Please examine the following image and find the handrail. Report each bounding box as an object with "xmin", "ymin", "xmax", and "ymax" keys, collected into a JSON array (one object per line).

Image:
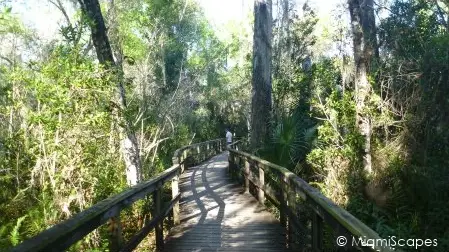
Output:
[
  {"xmin": 11, "ymin": 138, "xmax": 226, "ymax": 252},
  {"xmin": 227, "ymin": 145, "xmax": 396, "ymax": 252},
  {"xmin": 172, "ymin": 138, "xmax": 225, "ymax": 167},
  {"xmin": 227, "ymin": 138, "xmax": 243, "ymax": 148}
]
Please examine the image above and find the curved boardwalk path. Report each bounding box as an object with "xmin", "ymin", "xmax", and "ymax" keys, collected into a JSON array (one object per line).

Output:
[{"xmin": 164, "ymin": 153, "xmax": 289, "ymax": 252}]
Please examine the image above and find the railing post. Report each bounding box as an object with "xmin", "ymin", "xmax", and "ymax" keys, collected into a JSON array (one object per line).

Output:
[
  {"xmin": 235, "ymin": 155, "xmax": 241, "ymax": 181},
  {"xmin": 280, "ymin": 175, "xmax": 287, "ymax": 228},
  {"xmin": 228, "ymin": 151, "xmax": 233, "ymax": 175},
  {"xmin": 312, "ymin": 212, "xmax": 324, "ymax": 251},
  {"xmin": 279, "ymin": 175, "xmax": 289, "ymax": 249},
  {"xmin": 153, "ymin": 186, "xmax": 163, "ymax": 251},
  {"xmin": 203, "ymin": 144, "xmax": 206, "ymax": 161},
  {"xmin": 196, "ymin": 145, "xmax": 201, "ymax": 162},
  {"xmin": 108, "ymin": 214, "xmax": 123, "ymax": 252},
  {"xmin": 172, "ymin": 172, "xmax": 180, "ymax": 225},
  {"xmin": 206, "ymin": 142, "xmax": 210, "ymax": 158},
  {"xmin": 181, "ymin": 151, "xmax": 187, "ymax": 172},
  {"xmin": 233, "ymin": 155, "xmax": 238, "ymax": 179},
  {"xmin": 287, "ymin": 188, "xmax": 297, "ymax": 249},
  {"xmin": 244, "ymin": 158, "xmax": 250, "ymax": 193},
  {"xmin": 172, "ymin": 155, "xmax": 179, "ymax": 166},
  {"xmin": 258, "ymin": 164, "xmax": 265, "ymax": 204}
]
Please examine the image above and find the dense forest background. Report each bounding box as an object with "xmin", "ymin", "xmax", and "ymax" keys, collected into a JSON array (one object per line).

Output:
[{"xmin": 1, "ymin": 0, "xmax": 448, "ymax": 251}]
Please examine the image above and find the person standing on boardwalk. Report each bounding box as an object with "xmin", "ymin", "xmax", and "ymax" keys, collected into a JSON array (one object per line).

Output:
[{"xmin": 226, "ymin": 129, "xmax": 233, "ymax": 147}]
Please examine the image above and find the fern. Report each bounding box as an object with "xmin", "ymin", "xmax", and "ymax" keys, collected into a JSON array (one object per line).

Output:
[{"xmin": 9, "ymin": 216, "xmax": 26, "ymax": 246}]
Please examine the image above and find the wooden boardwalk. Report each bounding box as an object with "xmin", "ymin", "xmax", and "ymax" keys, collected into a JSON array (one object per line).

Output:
[
  {"xmin": 164, "ymin": 153, "xmax": 289, "ymax": 252},
  {"xmin": 12, "ymin": 140, "xmax": 385, "ymax": 252}
]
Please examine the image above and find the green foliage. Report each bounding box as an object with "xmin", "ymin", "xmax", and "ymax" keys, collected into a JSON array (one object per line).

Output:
[
  {"xmin": 0, "ymin": 44, "xmax": 126, "ymax": 249},
  {"xmin": 259, "ymin": 108, "xmax": 317, "ymax": 171},
  {"xmin": 362, "ymin": 0, "xmax": 449, "ymax": 249},
  {"xmin": 9, "ymin": 216, "xmax": 26, "ymax": 246},
  {"xmin": 0, "ymin": 7, "xmax": 25, "ymax": 35}
]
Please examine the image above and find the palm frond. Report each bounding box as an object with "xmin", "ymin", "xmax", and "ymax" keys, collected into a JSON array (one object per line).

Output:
[{"xmin": 260, "ymin": 107, "xmax": 318, "ymax": 170}]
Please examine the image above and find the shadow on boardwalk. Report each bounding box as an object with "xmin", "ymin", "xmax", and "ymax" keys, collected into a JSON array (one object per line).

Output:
[{"xmin": 164, "ymin": 153, "xmax": 289, "ymax": 252}]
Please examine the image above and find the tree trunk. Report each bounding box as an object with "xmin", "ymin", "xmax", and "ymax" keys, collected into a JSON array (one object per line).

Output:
[
  {"xmin": 360, "ymin": 0, "xmax": 379, "ymax": 61},
  {"xmin": 250, "ymin": 0, "xmax": 273, "ymax": 151},
  {"xmin": 78, "ymin": 0, "xmax": 142, "ymax": 185},
  {"xmin": 348, "ymin": 0, "xmax": 378, "ymax": 174}
]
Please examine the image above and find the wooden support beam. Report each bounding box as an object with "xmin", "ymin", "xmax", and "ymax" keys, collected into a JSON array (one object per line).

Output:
[
  {"xmin": 181, "ymin": 151, "xmax": 187, "ymax": 172},
  {"xmin": 153, "ymin": 187, "xmax": 163, "ymax": 251},
  {"xmin": 120, "ymin": 193, "xmax": 180, "ymax": 252},
  {"xmin": 287, "ymin": 186, "xmax": 297, "ymax": 249},
  {"xmin": 258, "ymin": 164, "xmax": 265, "ymax": 204},
  {"xmin": 244, "ymin": 158, "xmax": 250, "ymax": 193},
  {"xmin": 279, "ymin": 175, "xmax": 287, "ymax": 228},
  {"xmin": 234, "ymin": 155, "xmax": 239, "ymax": 180},
  {"xmin": 108, "ymin": 214, "xmax": 123, "ymax": 252},
  {"xmin": 172, "ymin": 173, "xmax": 180, "ymax": 225},
  {"xmin": 312, "ymin": 212, "xmax": 324, "ymax": 251},
  {"xmin": 228, "ymin": 151, "xmax": 233, "ymax": 175}
]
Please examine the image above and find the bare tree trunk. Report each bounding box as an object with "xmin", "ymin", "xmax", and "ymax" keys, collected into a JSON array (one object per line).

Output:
[
  {"xmin": 360, "ymin": 0, "xmax": 379, "ymax": 61},
  {"xmin": 78, "ymin": 0, "xmax": 142, "ymax": 185},
  {"xmin": 250, "ymin": 0, "xmax": 273, "ymax": 151},
  {"xmin": 348, "ymin": 0, "xmax": 378, "ymax": 174}
]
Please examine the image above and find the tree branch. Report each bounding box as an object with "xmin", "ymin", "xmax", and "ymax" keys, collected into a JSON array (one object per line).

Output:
[{"xmin": 48, "ymin": 0, "xmax": 72, "ymax": 26}]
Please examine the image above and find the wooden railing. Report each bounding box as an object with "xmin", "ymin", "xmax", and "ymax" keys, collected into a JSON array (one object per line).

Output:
[
  {"xmin": 227, "ymin": 141, "xmax": 395, "ymax": 252},
  {"xmin": 12, "ymin": 138, "xmax": 226, "ymax": 252}
]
